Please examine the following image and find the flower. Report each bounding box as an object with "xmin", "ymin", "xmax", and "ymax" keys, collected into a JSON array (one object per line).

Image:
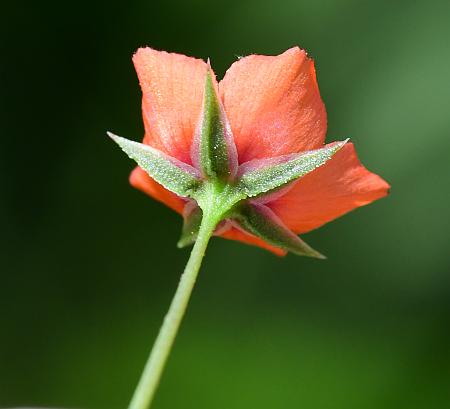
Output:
[{"xmin": 113, "ymin": 46, "xmax": 389, "ymax": 257}]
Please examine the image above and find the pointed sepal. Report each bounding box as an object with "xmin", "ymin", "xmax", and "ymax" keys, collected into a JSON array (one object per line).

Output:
[
  {"xmin": 233, "ymin": 203, "xmax": 325, "ymax": 258},
  {"xmin": 109, "ymin": 132, "xmax": 201, "ymax": 198},
  {"xmin": 177, "ymin": 203, "xmax": 203, "ymax": 248},
  {"xmin": 192, "ymin": 68, "xmax": 238, "ymax": 180},
  {"xmin": 237, "ymin": 140, "xmax": 348, "ymax": 198}
]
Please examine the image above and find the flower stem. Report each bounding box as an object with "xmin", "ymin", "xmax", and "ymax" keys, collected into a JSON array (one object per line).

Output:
[{"xmin": 127, "ymin": 211, "xmax": 218, "ymax": 409}]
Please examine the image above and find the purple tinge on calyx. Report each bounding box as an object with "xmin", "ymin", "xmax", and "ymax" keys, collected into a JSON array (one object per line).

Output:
[{"xmin": 190, "ymin": 67, "xmax": 238, "ymax": 180}]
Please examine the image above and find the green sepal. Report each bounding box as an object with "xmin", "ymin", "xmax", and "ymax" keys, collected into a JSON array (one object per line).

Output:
[
  {"xmin": 195, "ymin": 70, "xmax": 237, "ymax": 180},
  {"xmin": 233, "ymin": 203, "xmax": 325, "ymax": 258},
  {"xmin": 109, "ymin": 132, "xmax": 201, "ymax": 198},
  {"xmin": 177, "ymin": 204, "xmax": 203, "ymax": 248},
  {"xmin": 237, "ymin": 140, "xmax": 348, "ymax": 198}
]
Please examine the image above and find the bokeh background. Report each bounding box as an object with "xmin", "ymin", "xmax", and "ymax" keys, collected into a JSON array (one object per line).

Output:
[{"xmin": 2, "ymin": 0, "xmax": 450, "ymax": 408}]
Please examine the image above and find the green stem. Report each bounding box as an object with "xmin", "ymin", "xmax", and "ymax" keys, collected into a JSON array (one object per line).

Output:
[{"xmin": 127, "ymin": 212, "xmax": 218, "ymax": 409}]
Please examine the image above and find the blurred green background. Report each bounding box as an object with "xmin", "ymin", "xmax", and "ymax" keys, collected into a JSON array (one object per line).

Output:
[{"xmin": 2, "ymin": 0, "xmax": 450, "ymax": 408}]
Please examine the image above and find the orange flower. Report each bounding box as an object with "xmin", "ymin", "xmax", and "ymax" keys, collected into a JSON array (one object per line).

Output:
[
  {"xmin": 127, "ymin": 47, "xmax": 389, "ymax": 256},
  {"xmin": 110, "ymin": 50, "xmax": 392, "ymax": 406}
]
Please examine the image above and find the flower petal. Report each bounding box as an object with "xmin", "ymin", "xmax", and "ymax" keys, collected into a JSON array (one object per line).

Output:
[
  {"xmin": 267, "ymin": 143, "xmax": 390, "ymax": 233},
  {"xmin": 129, "ymin": 167, "xmax": 185, "ymax": 214},
  {"xmin": 219, "ymin": 225, "xmax": 287, "ymax": 256},
  {"xmin": 219, "ymin": 47, "xmax": 327, "ymax": 163},
  {"xmin": 133, "ymin": 48, "xmax": 208, "ymax": 164}
]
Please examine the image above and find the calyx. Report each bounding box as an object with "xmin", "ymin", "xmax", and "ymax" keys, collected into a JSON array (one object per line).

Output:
[{"xmin": 109, "ymin": 68, "xmax": 347, "ymax": 257}]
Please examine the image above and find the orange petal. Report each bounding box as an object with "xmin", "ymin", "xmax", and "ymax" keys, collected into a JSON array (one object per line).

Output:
[
  {"xmin": 267, "ymin": 143, "xmax": 390, "ymax": 233},
  {"xmin": 219, "ymin": 226, "xmax": 287, "ymax": 256},
  {"xmin": 219, "ymin": 47, "xmax": 327, "ymax": 163},
  {"xmin": 129, "ymin": 167, "xmax": 185, "ymax": 214},
  {"xmin": 133, "ymin": 48, "xmax": 209, "ymax": 164}
]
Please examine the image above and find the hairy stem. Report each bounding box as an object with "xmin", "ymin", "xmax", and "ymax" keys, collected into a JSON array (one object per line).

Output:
[{"xmin": 127, "ymin": 212, "xmax": 218, "ymax": 409}]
